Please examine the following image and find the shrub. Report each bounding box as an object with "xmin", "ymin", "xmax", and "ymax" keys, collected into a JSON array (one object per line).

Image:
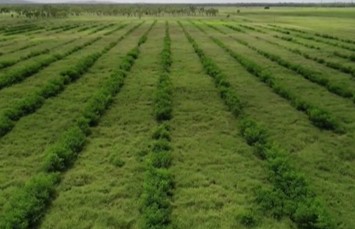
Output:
[
  {"xmin": 0, "ymin": 173, "xmax": 59, "ymax": 229},
  {"xmin": 43, "ymin": 126, "xmax": 86, "ymax": 172},
  {"xmin": 238, "ymin": 211, "xmax": 258, "ymax": 227},
  {"xmin": 152, "ymin": 123, "xmax": 171, "ymax": 141},
  {"xmin": 240, "ymin": 119, "xmax": 268, "ymax": 146},
  {"xmin": 0, "ymin": 115, "xmax": 14, "ymax": 137}
]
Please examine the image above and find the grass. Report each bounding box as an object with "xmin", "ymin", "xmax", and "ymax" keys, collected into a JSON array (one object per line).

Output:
[{"xmin": 0, "ymin": 7, "xmax": 354, "ymax": 229}]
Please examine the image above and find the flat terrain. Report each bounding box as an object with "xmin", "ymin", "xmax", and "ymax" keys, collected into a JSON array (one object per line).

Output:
[{"xmin": 0, "ymin": 6, "xmax": 354, "ymax": 229}]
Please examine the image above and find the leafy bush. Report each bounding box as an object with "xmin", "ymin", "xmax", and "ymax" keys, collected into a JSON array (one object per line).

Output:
[
  {"xmin": 0, "ymin": 173, "xmax": 59, "ymax": 229},
  {"xmin": 240, "ymin": 119, "xmax": 268, "ymax": 146},
  {"xmin": 238, "ymin": 211, "xmax": 258, "ymax": 227}
]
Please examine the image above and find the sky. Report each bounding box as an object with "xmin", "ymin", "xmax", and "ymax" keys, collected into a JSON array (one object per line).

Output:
[{"xmin": 23, "ymin": 0, "xmax": 355, "ymax": 3}]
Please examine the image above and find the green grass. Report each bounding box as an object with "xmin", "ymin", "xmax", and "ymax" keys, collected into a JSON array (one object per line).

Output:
[{"xmin": 0, "ymin": 7, "xmax": 354, "ymax": 229}]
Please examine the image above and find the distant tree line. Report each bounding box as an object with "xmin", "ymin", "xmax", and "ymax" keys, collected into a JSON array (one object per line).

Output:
[{"xmin": 0, "ymin": 5, "xmax": 219, "ymax": 19}]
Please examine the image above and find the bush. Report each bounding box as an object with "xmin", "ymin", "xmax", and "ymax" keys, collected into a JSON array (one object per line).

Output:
[
  {"xmin": 240, "ymin": 119, "xmax": 268, "ymax": 146},
  {"xmin": 152, "ymin": 123, "xmax": 171, "ymax": 141},
  {"xmin": 238, "ymin": 211, "xmax": 258, "ymax": 227},
  {"xmin": 43, "ymin": 126, "xmax": 86, "ymax": 172},
  {"xmin": 0, "ymin": 173, "xmax": 59, "ymax": 229},
  {"xmin": 307, "ymin": 108, "xmax": 340, "ymax": 131},
  {"xmin": 0, "ymin": 115, "xmax": 14, "ymax": 137}
]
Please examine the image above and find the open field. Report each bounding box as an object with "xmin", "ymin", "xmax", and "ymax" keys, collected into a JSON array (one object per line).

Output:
[{"xmin": 0, "ymin": 6, "xmax": 354, "ymax": 229}]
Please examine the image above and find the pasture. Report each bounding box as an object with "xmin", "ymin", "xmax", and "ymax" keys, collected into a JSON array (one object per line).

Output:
[{"xmin": 0, "ymin": 6, "xmax": 354, "ymax": 229}]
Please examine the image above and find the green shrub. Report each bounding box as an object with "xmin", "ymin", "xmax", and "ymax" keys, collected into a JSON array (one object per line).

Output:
[
  {"xmin": 238, "ymin": 211, "xmax": 258, "ymax": 227},
  {"xmin": 43, "ymin": 126, "xmax": 86, "ymax": 172},
  {"xmin": 152, "ymin": 123, "xmax": 171, "ymax": 141},
  {"xmin": 109, "ymin": 155, "xmax": 125, "ymax": 167},
  {"xmin": 240, "ymin": 119, "xmax": 268, "ymax": 146},
  {"xmin": 0, "ymin": 115, "xmax": 14, "ymax": 137},
  {"xmin": 0, "ymin": 173, "xmax": 59, "ymax": 229}
]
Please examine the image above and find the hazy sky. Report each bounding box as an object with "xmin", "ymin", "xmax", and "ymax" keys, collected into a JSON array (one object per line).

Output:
[{"xmin": 24, "ymin": 0, "xmax": 355, "ymax": 3}]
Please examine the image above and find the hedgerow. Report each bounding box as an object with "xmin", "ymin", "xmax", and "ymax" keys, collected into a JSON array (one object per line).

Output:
[
  {"xmin": 239, "ymin": 24, "xmax": 266, "ymax": 34},
  {"xmin": 104, "ymin": 23, "xmax": 128, "ymax": 35},
  {"xmin": 333, "ymin": 51, "xmax": 355, "ymax": 62},
  {"xmin": 0, "ymin": 48, "xmax": 50, "ymax": 70},
  {"xmin": 195, "ymin": 22, "xmax": 344, "ymax": 133},
  {"xmin": 180, "ymin": 21, "xmax": 335, "ymax": 229},
  {"xmin": 209, "ymin": 34, "xmax": 342, "ymax": 132},
  {"xmin": 285, "ymin": 46, "xmax": 355, "ymax": 78},
  {"xmin": 141, "ymin": 21, "xmax": 174, "ymax": 229},
  {"xmin": 185, "ymin": 21, "xmax": 243, "ymax": 117},
  {"xmin": 0, "ymin": 21, "xmax": 154, "ymax": 229},
  {"xmin": 224, "ymin": 24, "xmax": 246, "ymax": 33},
  {"xmin": 88, "ymin": 23, "xmax": 115, "ymax": 35},
  {"xmin": 268, "ymin": 25, "xmax": 355, "ymax": 53},
  {"xmin": 254, "ymin": 36, "xmax": 355, "ymax": 101},
  {"xmin": 0, "ymin": 23, "xmax": 140, "ymax": 137},
  {"xmin": 0, "ymin": 37, "xmax": 101, "ymax": 90},
  {"xmin": 5, "ymin": 42, "xmax": 40, "ymax": 55},
  {"xmin": 205, "ymin": 22, "xmax": 227, "ymax": 34},
  {"xmin": 274, "ymin": 34, "xmax": 321, "ymax": 50},
  {"xmin": 270, "ymin": 24, "xmax": 355, "ymax": 46},
  {"xmin": 0, "ymin": 173, "xmax": 59, "ymax": 229}
]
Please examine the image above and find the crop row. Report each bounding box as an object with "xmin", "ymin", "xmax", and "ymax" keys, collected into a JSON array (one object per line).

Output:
[
  {"xmin": 0, "ymin": 22, "xmax": 143, "ymax": 138},
  {"xmin": 333, "ymin": 51, "xmax": 355, "ymax": 62},
  {"xmin": 218, "ymin": 39, "xmax": 343, "ymax": 132},
  {"xmin": 4, "ymin": 24, "xmax": 43, "ymax": 36},
  {"xmin": 179, "ymin": 21, "xmax": 335, "ymax": 229},
  {"xmin": 104, "ymin": 23, "xmax": 128, "ymax": 36},
  {"xmin": 259, "ymin": 36, "xmax": 355, "ymax": 79},
  {"xmin": 192, "ymin": 22, "xmax": 342, "ymax": 132},
  {"xmin": 141, "ymin": 21, "xmax": 173, "ymax": 229},
  {"xmin": 204, "ymin": 22, "xmax": 227, "ymax": 34},
  {"xmin": 77, "ymin": 24, "xmax": 99, "ymax": 32},
  {"xmin": 0, "ymin": 21, "xmax": 153, "ymax": 229},
  {"xmin": 0, "ymin": 48, "xmax": 50, "ymax": 70},
  {"xmin": 266, "ymin": 25, "xmax": 355, "ymax": 53},
  {"xmin": 1, "ymin": 24, "xmax": 41, "ymax": 36},
  {"xmin": 241, "ymin": 36, "xmax": 355, "ymax": 103},
  {"xmin": 269, "ymin": 24, "xmax": 355, "ymax": 46},
  {"xmin": 0, "ymin": 37, "xmax": 86, "ymax": 70},
  {"xmin": 50, "ymin": 24, "xmax": 81, "ymax": 34},
  {"xmin": 227, "ymin": 24, "xmax": 355, "ymax": 70},
  {"xmin": 0, "ymin": 36, "xmax": 103, "ymax": 90},
  {"xmin": 239, "ymin": 24, "xmax": 266, "ymax": 34},
  {"xmin": 223, "ymin": 24, "xmax": 246, "ymax": 33},
  {"xmin": 88, "ymin": 23, "xmax": 116, "ymax": 35},
  {"xmin": 273, "ymin": 34, "xmax": 321, "ymax": 50},
  {"xmin": 5, "ymin": 41, "xmax": 40, "ymax": 55},
  {"xmin": 260, "ymin": 25, "xmax": 355, "ymax": 60}
]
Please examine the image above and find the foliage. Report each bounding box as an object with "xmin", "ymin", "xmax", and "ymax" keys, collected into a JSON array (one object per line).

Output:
[
  {"xmin": 0, "ymin": 173, "xmax": 59, "ymax": 229},
  {"xmin": 141, "ymin": 21, "xmax": 174, "ymax": 229},
  {"xmin": 0, "ymin": 5, "xmax": 219, "ymax": 18},
  {"xmin": 207, "ymin": 32, "xmax": 341, "ymax": 132},
  {"xmin": 0, "ymin": 21, "xmax": 155, "ymax": 228},
  {"xmin": 180, "ymin": 21, "xmax": 335, "ymax": 229}
]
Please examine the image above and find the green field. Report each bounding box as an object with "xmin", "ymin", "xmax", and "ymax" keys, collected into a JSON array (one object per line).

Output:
[{"xmin": 0, "ymin": 6, "xmax": 354, "ymax": 229}]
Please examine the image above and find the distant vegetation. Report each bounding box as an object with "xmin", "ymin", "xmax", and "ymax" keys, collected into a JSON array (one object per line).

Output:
[{"xmin": 0, "ymin": 5, "xmax": 219, "ymax": 18}]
